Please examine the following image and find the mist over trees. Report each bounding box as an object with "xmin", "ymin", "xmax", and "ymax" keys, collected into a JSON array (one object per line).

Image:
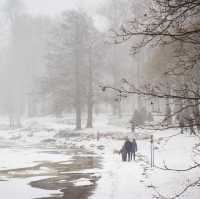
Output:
[
  {"xmin": 0, "ymin": 1, "xmax": 200, "ymax": 198},
  {"xmin": 0, "ymin": 0, "xmax": 171, "ymax": 129},
  {"xmin": 45, "ymin": 11, "xmax": 106, "ymax": 129},
  {"xmin": 0, "ymin": 0, "xmax": 138, "ymax": 129},
  {"xmin": 0, "ymin": 0, "xmax": 48, "ymax": 127},
  {"xmin": 1, "ymin": 0, "xmax": 200, "ymax": 132},
  {"xmin": 104, "ymin": 0, "xmax": 200, "ymax": 131}
]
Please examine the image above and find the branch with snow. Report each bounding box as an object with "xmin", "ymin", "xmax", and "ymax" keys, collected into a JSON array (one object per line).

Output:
[
  {"xmin": 152, "ymin": 178, "xmax": 200, "ymax": 199},
  {"xmin": 155, "ymin": 161, "xmax": 200, "ymax": 172}
]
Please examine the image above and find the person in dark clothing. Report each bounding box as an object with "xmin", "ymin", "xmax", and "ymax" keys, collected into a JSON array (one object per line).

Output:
[
  {"xmin": 124, "ymin": 139, "xmax": 132, "ymax": 161},
  {"xmin": 179, "ymin": 116, "xmax": 185, "ymax": 134},
  {"xmin": 120, "ymin": 145, "xmax": 127, "ymax": 161},
  {"xmin": 131, "ymin": 138, "xmax": 138, "ymax": 160},
  {"xmin": 188, "ymin": 118, "xmax": 196, "ymax": 135}
]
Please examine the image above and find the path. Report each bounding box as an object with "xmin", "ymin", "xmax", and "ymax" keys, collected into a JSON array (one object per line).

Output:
[{"xmin": 90, "ymin": 139, "xmax": 153, "ymax": 199}]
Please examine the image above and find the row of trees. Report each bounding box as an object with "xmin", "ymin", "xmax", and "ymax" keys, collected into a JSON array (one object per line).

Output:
[
  {"xmin": 43, "ymin": 1, "xmax": 139, "ymax": 129},
  {"xmin": 105, "ymin": 1, "xmax": 200, "ymax": 198},
  {"xmin": 44, "ymin": 11, "xmax": 108, "ymax": 129},
  {"xmin": 0, "ymin": 0, "xmax": 49, "ymax": 127},
  {"xmin": 0, "ymin": 0, "xmax": 144, "ymax": 129},
  {"xmin": 106, "ymin": 0, "xmax": 200, "ymax": 131}
]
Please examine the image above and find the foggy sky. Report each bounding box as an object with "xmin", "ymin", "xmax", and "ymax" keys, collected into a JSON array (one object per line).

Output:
[
  {"xmin": 23, "ymin": 0, "xmax": 106, "ymax": 15},
  {"xmin": 23, "ymin": 0, "xmax": 109, "ymax": 31}
]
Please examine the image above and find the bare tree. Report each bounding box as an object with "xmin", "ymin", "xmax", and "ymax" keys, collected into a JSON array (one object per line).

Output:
[
  {"xmin": 100, "ymin": 1, "xmax": 200, "ymax": 198},
  {"xmin": 101, "ymin": 0, "xmax": 200, "ymax": 129}
]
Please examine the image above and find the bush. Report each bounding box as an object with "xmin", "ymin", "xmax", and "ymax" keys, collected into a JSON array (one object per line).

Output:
[{"xmin": 131, "ymin": 107, "xmax": 153, "ymax": 126}]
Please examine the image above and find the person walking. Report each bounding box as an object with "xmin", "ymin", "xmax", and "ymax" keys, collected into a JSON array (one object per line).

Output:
[
  {"xmin": 179, "ymin": 115, "xmax": 185, "ymax": 134},
  {"xmin": 124, "ymin": 138, "xmax": 132, "ymax": 161},
  {"xmin": 120, "ymin": 145, "xmax": 127, "ymax": 161},
  {"xmin": 131, "ymin": 138, "xmax": 138, "ymax": 161},
  {"xmin": 188, "ymin": 117, "xmax": 196, "ymax": 135}
]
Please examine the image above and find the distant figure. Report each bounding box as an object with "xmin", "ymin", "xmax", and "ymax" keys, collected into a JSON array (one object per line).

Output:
[
  {"xmin": 188, "ymin": 117, "xmax": 196, "ymax": 135},
  {"xmin": 131, "ymin": 138, "xmax": 138, "ymax": 160},
  {"xmin": 131, "ymin": 121, "xmax": 135, "ymax": 133},
  {"xmin": 179, "ymin": 115, "xmax": 185, "ymax": 134},
  {"xmin": 124, "ymin": 139, "xmax": 132, "ymax": 161}
]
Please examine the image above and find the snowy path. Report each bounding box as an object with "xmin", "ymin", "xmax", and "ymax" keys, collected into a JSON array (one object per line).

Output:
[
  {"xmin": 90, "ymin": 132, "xmax": 200, "ymax": 199},
  {"xmin": 0, "ymin": 116, "xmax": 200, "ymax": 199},
  {"xmin": 90, "ymin": 140, "xmax": 153, "ymax": 199}
]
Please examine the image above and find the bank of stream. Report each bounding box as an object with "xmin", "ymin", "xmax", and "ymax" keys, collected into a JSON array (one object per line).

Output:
[{"xmin": 0, "ymin": 142, "xmax": 103, "ymax": 199}]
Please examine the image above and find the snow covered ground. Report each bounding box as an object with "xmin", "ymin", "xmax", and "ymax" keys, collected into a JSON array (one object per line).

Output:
[
  {"xmin": 90, "ymin": 139, "xmax": 153, "ymax": 199},
  {"xmin": 0, "ymin": 177, "xmax": 61, "ymax": 199},
  {"xmin": 90, "ymin": 130, "xmax": 200, "ymax": 199},
  {"xmin": 0, "ymin": 115, "xmax": 199, "ymax": 199}
]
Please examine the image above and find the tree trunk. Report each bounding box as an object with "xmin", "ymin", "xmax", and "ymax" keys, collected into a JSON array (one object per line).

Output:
[
  {"xmin": 165, "ymin": 82, "xmax": 172, "ymax": 125},
  {"xmin": 75, "ymin": 23, "xmax": 82, "ymax": 130},
  {"xmin": 111, "ymin": 45, "xmax": 121, "ymax": 117},
  {"xmin": 86, "ymin": 47, "xmax": 93, "ymax": 128},
  {"xmin": 86, "ymin": 94, "xmax": 93, "ymax": 128},
  {"xmin": 28, "ymin": 94, "xmax": 34, "ymax": 117},
  {"xmin": 9, "ymin": 115, "xmax": 14, "ymax": 128},
  {"xmin": 194, "ymin": 87, "xmax": 200, "ymax": 133},
  {"xmin": 75, "ymin": 56, "xmax": 81, "ymax": 130}
]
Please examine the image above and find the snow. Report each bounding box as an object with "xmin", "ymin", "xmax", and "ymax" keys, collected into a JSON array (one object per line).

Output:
[
  {"xmin": 0, "ymin": 147, "xmax": 72, "ymax": 170},
  {"xmin": 62, "ymin": 168, "xmax": 102, "ymax": 174},
  {"xmin": 89, "ymin": 130, "xmax": 200, "ymax": 199},
  {"xmin": 72, "ymin": 178, "xmax": 93, "ymax": 186},
  {"xmin": 89, "ymin": 139, "xmax": 153, "ymax": 199},
  {"xmin": 0, "ymin": 177, "xmax": 61, "ymax": 199},
  {"xmin": 0, "ymin": 115, "xmax": 199, "ymax": 199}
]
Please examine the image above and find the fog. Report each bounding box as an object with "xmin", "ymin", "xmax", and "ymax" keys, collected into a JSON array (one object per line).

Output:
[
  {"xmin": 23, "ymin": 0, "xmax": 107, "ymax": 16},
  {"xmin": 0, "ymin": 0, "xmax": 193, "ymax": 130},
  {"xmin": 23, "ymin": 0, "xmax": 110, "ymax": 32},
  {"xmin": 0, "ymin": 1, "xmax": 200, "ymax": 199},
  {"xmin": 0, "ymin": 0, "xmax": 142, "ymax": 127}
]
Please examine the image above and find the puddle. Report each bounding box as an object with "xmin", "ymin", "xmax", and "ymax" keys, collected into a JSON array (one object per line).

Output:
[
  {"xmin": 30, "ymin": 155, "xmax": 102, "ymax": 199},
  {"xmin": 0, "ymin": 177, "xmax": 62, "ymax": 199},
  {"xmin": 0, "ymin": 145, "xmax": 102, "ymax": 199}
]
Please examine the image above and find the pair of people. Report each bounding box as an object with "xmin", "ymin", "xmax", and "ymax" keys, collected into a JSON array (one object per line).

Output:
[{"xmin": 121, "ymin": 138, "xmax": 137, "ymax": 161}]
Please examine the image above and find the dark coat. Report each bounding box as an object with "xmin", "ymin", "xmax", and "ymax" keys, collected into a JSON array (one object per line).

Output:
[
  {"xmin": 131, "ymin": 140, "xmax": 137, "ymax": 152},
  {"xmin": 124, "ymin": 140, "xmax": 132, "ymax": 153},
  {"xmin": 120, "ymin": 145, "xmax": 127, "ymax": 161}
]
